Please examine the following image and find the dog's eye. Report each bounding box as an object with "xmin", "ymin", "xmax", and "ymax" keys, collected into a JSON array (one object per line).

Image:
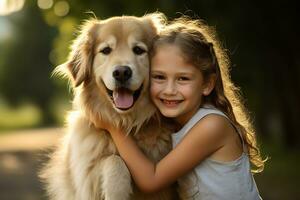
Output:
[
  {"xmin": 100, "ymin": 47, "xmax": 112, "ymax": 55},
  {"xmin": 133, "ymin": 46, "xmax": 146, "ymax": 55}
]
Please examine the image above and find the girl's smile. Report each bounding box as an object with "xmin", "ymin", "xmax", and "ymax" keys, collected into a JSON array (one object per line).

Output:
[{"xmin": 160, "ymin": 99, "xmax": 184, "ymax": 108}]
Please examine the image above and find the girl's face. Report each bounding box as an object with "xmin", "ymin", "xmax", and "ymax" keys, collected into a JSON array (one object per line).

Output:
[{"xmin": 150, "ymin": 44, "xmax": 212, "ymax": 125}]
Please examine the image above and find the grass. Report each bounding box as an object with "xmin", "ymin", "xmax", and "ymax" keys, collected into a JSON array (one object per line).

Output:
[
  {"xmin": 0, "ymin": 96, "xmax": 71, "ymax": 132},
  {"xmin": 0, "ymin": 102, "xmax": 42, "ymax": 131}
]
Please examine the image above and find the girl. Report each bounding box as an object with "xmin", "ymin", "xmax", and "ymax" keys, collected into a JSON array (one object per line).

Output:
[{"xmin": 99, "ymin": 17, "xmax": 265, "ymax": 199}]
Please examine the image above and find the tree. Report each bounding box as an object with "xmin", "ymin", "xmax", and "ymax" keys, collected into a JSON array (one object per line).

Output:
[{"xmin": 0, "ymin": 3, "xmax": 57, "ymax": 125}]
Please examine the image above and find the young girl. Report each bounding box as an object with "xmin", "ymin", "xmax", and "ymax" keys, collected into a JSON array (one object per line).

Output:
[{"xmin": 99, "ymin": 17, "xmax": 264, "ymax": 199}]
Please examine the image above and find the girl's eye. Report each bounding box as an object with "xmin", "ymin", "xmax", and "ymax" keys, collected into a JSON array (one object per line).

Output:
[
  {"xmin": 133, "ymin": 46, "xmax": 146, "ymax": 55},
  {"xmin": 100, "ymin": 47, "xmax": 112, "ymax": 55},
  {"xmin": 152, "ymin": 74, "xmax": 165, "ymax": 80},
  {"xmin": 178, "ymin": 77, "xmax": 190, "ymax": 81}
]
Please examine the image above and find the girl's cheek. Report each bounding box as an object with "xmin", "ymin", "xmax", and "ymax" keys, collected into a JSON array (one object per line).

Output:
[
  {"xmin": 150, "ymin": 84, "xmax": 157, "ymax": 99},
  {"xmin": 150, "ymin": 83, "xmax": 160, "ymax": 98}
]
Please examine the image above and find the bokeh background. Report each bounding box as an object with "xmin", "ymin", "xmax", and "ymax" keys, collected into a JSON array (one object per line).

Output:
[{"xmin": 0, "ymin": 0, "xmax": 299, "ymax": 199}]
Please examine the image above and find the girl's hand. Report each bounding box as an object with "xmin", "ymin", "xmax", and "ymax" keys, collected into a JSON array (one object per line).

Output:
[{"xmin": 96, "ymin": 117, "xmax": 116, "ymax": 133}]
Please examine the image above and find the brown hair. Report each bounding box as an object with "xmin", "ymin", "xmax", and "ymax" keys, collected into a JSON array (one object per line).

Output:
[{"xmin": 151, "ymin": 17, "xmax": 265, "ymax": 173}]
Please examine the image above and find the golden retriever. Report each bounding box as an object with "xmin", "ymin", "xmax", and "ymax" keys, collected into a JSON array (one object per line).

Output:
[{"xmin": 40, "ymin": 13, "xmax": 179, "ymax": 200}]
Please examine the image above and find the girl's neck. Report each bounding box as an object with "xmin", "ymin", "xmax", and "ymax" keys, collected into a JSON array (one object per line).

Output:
[
  {"xmin": 174, "ymin": 103, "xmax": 214, "ymax": 129},
  {"xmin": 175, "ymin": 103, "xmax": 206, "ymax": 127}
]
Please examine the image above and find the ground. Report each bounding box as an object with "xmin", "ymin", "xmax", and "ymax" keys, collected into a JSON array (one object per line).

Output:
[
  {"xmin": 0, "ymin": 128, "xmax": 299, "ymax": 200},
  {"xmin": 0, "ymin": 128, "xmax": 62, "ymax": 200}
]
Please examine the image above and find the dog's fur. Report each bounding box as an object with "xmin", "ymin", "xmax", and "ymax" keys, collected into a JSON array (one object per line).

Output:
[{"xmin": 40, "ymin": 13, "xmax": 179, "ymax": 200}]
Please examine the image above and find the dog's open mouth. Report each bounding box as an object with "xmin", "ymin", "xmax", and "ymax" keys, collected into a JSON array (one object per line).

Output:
[{"xmin": 106, "ymin": 84, "xmax": 143, "ymax": 110}]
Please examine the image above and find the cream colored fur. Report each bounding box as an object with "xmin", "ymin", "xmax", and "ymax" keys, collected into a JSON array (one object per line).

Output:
[{"xmin": 40, "ymin": 13, "xmax": 179, "ymax": 200}]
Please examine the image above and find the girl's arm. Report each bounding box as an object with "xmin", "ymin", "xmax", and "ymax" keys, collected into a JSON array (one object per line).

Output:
[{"xmin": 104, "ymin": 115, "xmax": 228, "ymax": 193}]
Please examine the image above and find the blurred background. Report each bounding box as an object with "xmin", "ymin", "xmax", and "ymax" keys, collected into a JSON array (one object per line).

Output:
[{"xmin": 0, "ymin": 0, "xmax": 299, "ymax": 199}]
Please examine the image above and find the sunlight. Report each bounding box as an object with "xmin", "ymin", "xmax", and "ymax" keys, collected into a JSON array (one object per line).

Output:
[
  {"xmin": 54, "ymin": 1, "xmax": 69, "ymax": 17},
  {"xmin": 37, "ymin": 0, "xmax": 53, "ymax": 10},
  {"xmin": 0, "ymin": 17, "xmax": 14, "ymax": 41},
  {"xmin": 0, "ymin": 0, "xmax": 25, "ymax": 16},
  {"xmin": 0, "ymin": 154, "xmax": 22, "ymax": 173}
]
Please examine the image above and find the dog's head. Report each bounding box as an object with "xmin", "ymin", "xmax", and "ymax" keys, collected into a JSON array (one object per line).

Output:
[{"xmin": 55, "ymin": 13, "xmax": 166, "ymax": 130}]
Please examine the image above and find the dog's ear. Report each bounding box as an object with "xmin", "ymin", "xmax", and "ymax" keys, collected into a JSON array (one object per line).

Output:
[
  {"xmin": 142, "ymin": 12, "xmax": 167, "ymax": 39},
  {"xmin": 54, "ymin": 20, "xmax": 100, "ymax": 87}
]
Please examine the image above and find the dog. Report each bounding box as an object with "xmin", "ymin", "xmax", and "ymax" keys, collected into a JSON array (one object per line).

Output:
[{"xmin": 40, "ymin": 13, "xmax": 179, "ymax": 200}]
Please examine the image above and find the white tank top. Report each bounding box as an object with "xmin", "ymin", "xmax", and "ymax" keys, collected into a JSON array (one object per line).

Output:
[{"xmin": 172, "ymin": 106, "xmax": 262, "ymax": 200}]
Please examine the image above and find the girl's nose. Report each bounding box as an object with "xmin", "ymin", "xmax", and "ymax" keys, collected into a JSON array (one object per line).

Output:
[{"xmin": 163, "ymin": 81, "xmax": 177, "ymax": 95}]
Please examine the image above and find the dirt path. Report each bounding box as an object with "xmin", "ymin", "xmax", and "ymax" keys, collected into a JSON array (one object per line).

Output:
[
  {"xmin": 0, "ymin": 128, "xmax": 63, "ymax": 152},
  {"xmin": 0, "ymin": 128, "xmax": 63, "ymax": 200}
]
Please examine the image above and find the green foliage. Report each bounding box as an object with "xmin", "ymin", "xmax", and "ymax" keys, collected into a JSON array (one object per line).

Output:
[
  {"xmin": 0, "ymin": 3, "xmax": 57, "ymax": 125},
  {"xmin": 0, "ymin": 101, "xmax": 42, "ymax": 130}
]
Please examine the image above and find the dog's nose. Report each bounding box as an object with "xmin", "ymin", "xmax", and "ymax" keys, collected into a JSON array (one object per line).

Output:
[{"xmin": 113, "ymin": 66, "xmax": 132, "ymax": 82}]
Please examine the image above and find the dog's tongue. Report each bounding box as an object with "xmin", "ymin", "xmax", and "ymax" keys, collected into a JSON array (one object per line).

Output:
[{"xmin": 113, "ymin": 88, "xmax": 134, "ymax": 109}]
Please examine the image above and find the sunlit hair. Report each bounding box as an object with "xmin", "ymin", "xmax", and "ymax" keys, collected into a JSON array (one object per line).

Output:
[{"xmin": 151, "ymin": 16, "xmax": 265, "ymax": 173}]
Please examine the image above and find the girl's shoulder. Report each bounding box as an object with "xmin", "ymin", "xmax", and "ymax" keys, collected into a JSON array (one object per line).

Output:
[
  {"xmin": 194, "ymin": 113, "xmax": 234, "ymax": 138},
  {"xmin": 195, "ymin": 113, "xmax": 244, "ymax": 162},
  {"xmin": 183, "ymin": 114, "xmax": 233, "ymax": 150},
  {"xmin": 173, "ymin": 107, "xmax": 239, "ymax": 154}
]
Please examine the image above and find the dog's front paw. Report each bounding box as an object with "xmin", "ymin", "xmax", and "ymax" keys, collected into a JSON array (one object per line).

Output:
[{"xmin": 101, "ymin": 155, "xmax": 132, "ymax": 200}]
